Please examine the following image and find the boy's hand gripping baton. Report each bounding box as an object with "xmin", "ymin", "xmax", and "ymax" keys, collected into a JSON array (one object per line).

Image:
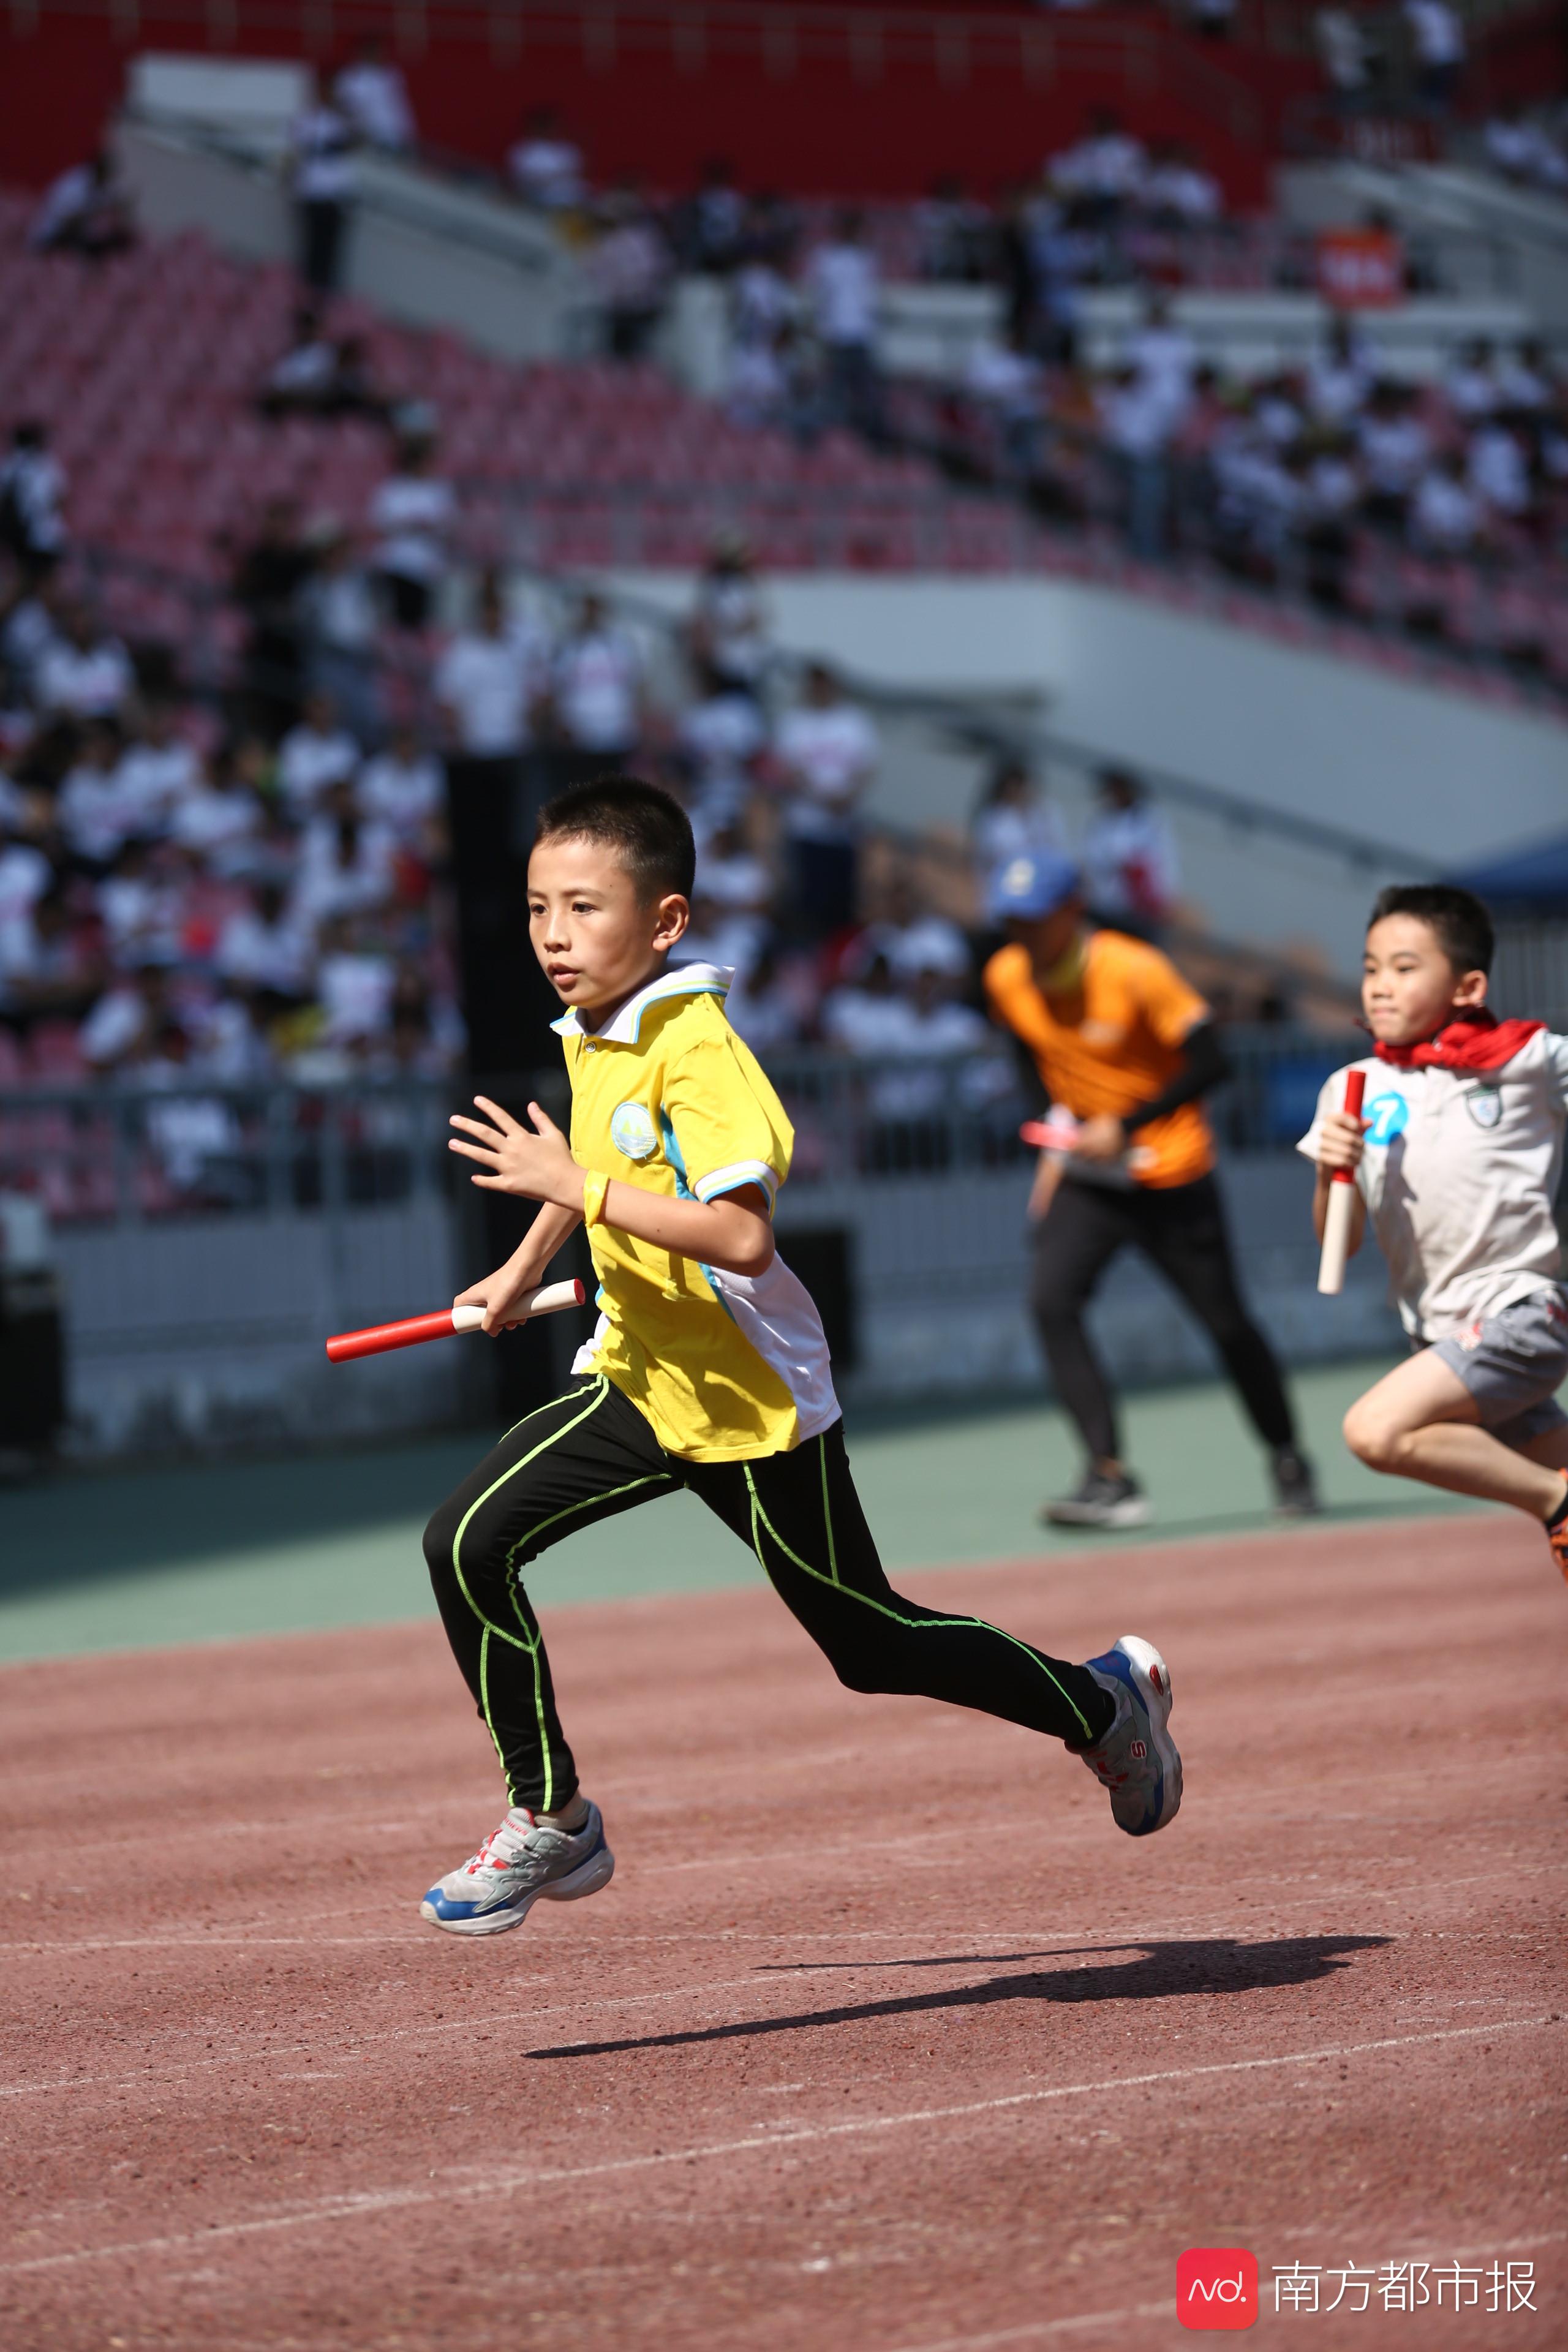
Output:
[
  {"xmin": 326, "ymin": 1278, "xmax": 586, "ymax": 1362},
  {"xmin": 1316, "ymin": 1070, "xmax": 1366, "ymax": 1297}
]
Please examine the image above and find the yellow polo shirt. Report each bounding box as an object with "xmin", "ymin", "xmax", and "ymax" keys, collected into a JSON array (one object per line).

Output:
[{"xmin": 556, "ymin": 962, "xmax": 839, "ymax": 1463}]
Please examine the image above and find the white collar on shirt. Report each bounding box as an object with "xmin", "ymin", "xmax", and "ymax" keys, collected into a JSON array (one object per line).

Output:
[{"xmin": 549, "ymin": 960, "xmax": 733, "ymax": 1046}]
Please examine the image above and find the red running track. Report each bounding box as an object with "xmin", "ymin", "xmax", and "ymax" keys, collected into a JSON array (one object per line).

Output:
[{"xmin": 1, "ymin": 1513, "xmax": 1564, "ymax": 2350}]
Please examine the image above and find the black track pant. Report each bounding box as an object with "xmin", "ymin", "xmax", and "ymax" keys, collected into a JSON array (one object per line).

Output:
[
  {"xmin": 1030, "ymin": 1170, "xmax": 1296, "ymax": 1466},
  {"xmin": 423, "ymin": 1374, "xmax": 1114, "ymax": 1812}
]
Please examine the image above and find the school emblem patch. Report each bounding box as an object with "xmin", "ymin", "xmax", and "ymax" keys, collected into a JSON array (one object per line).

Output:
[
  {"xmin": 1464, "ymin": 1085, "xmax": 1502, "ymax": 1129},
  {"xmin": 609, "ymin": 1100, "xmax": 660, "ymax": 1162}
]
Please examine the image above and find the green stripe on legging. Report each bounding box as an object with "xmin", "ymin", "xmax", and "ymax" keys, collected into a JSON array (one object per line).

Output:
[
  {"xmin": 450, "ymin": 1376, "xmax": 614, "ymax": 1812},
  {"xmin": 745, "ymin": 1463, "xmax": 1093, "ymax": 1743}
]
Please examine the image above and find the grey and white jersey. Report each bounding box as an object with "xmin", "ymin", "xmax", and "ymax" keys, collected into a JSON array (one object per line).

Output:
[{"xmin": 1297, "ymin": 1032, "xmax": 1568, "ymax": 1340}]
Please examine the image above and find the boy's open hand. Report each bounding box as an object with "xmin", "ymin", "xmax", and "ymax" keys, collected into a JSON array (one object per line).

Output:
[
  {"xmin": 448, "ymin": 1096, "xmax": 584, "ymax": 1212},
  {"xmin": 1316, "ymin": 1107, "xmax": 1366, "ymax": 1175}
]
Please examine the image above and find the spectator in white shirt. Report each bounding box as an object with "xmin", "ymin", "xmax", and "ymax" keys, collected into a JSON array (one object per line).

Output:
[
  {"xmin": 1410, "ymin": 453, "xmax": 1480, "ymax": 555},
  {"xmin": 316, "ymin": 914, "xmax": 397, "ymax": 1044},
  {"xmin": 806, "ymin": 210, "xmax": 883, "ymax": 440},
  {"xmin": 216, "ymin": 881, "xmax": 315, "ymax": 1012},
  {"xmin": 1081, "ymin": 768, "xmax": 1179, "ymax": 941},
  {"xmin": 973, "ymin": 758, "xmax": 1065, "ymax": 900},
  {"xmin": 1142, "ymin": 143, "xmax": 1222, "ymax": 230},
  {"xmin": 1468, "ymin": 421, "xmax": 1532, "ymax": 521},
  {"xmin": 1494, "ymin": 341, "xmax": 1555, "ymax": 413},
  {"xmin": 592, "ymin": 190, "xmax": 673, "ymax": 364},
  {"xmin": 80, "ymin": 962, "xmax": 175, "ymax": 1074},
  {"xmin": 0, "ymin": 832, "xmax": 53, "ymax": 989},
  {"xmin": 35, "ymin": 603, "xmax": 133, "ymax": 720},
  {"xmin": 277, "ymin": 691, "xmax": 360, "ymax": 817},
  {"xmin": 369, "ymin": 438, "xmax": 454, "ymax": 631},
  {"xmin": 299, "ymin": 524, "xmax": 382, "ymax": 745},
  {"xmin": 1445, "ymin": 339, "xmax": 1498, "ymax": 421},
  {"xmin": 1097, "ymin": 366, "xmax": 1177, "ymax": 557},
  {"xmin": 170, "ymin": 741, "xmax": 265, "ymax": 875},
  {"xmin": 1307, "ymin": 318, "xmax": 1374, "ymax": 426},
  {"xmin": 257, "ymin": 303, "xmax": 337, "ymax": 418},
  {"xmin": 726, "ymin": 334, "xmax": 788, "ymax": 432},
  {"xmin": 115, "ymin": 702, "xmax": 200, "ymax": 834},
  {"xmin": 508, "ymin": 108, "xmax": 585, "ymax": 213},
  {"xmin": 1315, "ymin": 7, "xmax": 1372, "ymax": 108},
  {"xmin": 679, "ymin": 662, "xmax": 767, "ymax": 830},
  {"xmin": 774, "ymin": 662, "xmax": 879, "ymax": 937},
  {"xmin": 357, "ymin": 722, "xmax": 443, "ymax": 844},
  {"xmin": 1051, "ymin": 108, "xmax": 1147, "ymax": 227},
  {"xmin": 1403, "ymin": 0, "xmax": 1464, "ymax": 115},
  {"xmin": 732, "ymin": 256, "xmax": 796, "ymax": 350},
  {"xmin": 1125, "ymin": 290, "xmax": 1197, "ymax": 421},
  {"xmin": 434, "ymin": 575, "xmax": 539, "ymax": 762},
  {"xmin": 1357, "ymin": 383, "xmax": 1430, "ymax": 527},
  {"xmin": 58, "ymin": 721, "xmax": 135, "ymax": 869},
  {"xmin": 293, "ymin": 783, "xmax": 398, "ymax": 926},
  {"xmin": 0, "ymin": 421, "xmax": 67, "ymax": 584},
  {"xmin": 549, "ymin": 593, "xmax": 644, "ymax": 763},
  {"xmin": 687, "ymin": 538, "xmax": 771, "ymax": 697},
  {"xmin": 966, "ymin": 326, "xmax": 1042, "ymax": 480},
  {"xmin": 334, "ymin": 36, "xmax": 415, "ymax": 152},
  {"xmin": 1481, "ymin": 103, "xmax": 1568, "ymax": 192},
  {"xmin": 290, "ymin": 99, "xmax": 356, "ymax": 292},
  {"xmin": 28, "ymin": 151, "xmax": 135, "ymax": 260}
]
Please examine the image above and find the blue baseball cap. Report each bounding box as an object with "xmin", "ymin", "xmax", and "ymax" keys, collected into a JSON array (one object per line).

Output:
[{"xmin": 986, "ymin": 849, "xmax": 1082, "ymax": 924}]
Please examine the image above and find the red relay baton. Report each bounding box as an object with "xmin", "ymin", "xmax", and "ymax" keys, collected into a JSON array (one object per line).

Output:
[
  {"xmin": 1316, "ymin": 1069, "xmax": 1366, "ymax": 1297},
  {"xmin": 326, "ymin": 1278, "xmax": 586, "ymax": 1362}
]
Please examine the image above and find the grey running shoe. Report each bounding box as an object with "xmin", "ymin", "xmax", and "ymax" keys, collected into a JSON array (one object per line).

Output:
[
  {"xmin": 1077, "ymin": 1635, "xmax": 1182, "ymax": 1836},
  {"xmin": 1271, "ymin": 1445, "xmax": 1322, "ymax": 1517},
  {"xmin": 1044, "ymin": 1468, "xmax": 1151, "ymax": 1529},
  {"xmin": 420, "ymin": 1801, "xmax": 614, "ymax": 1936}
]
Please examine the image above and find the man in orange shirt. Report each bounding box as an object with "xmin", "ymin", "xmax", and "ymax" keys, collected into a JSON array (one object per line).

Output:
[{"xmin": 984, "ymin": 848, "xmax": 1317, "ymax": 1528}]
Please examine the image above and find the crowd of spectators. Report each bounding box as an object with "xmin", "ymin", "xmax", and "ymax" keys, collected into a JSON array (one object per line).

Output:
[
  {"xmin": 2, "ymin": 451, "xmax": 1199, "ymax": 1132},
  {"xmin": 1481, "ymin": 99, "xmax": 1568, "ymax": 197},
  {"xmin": 940, "ymin": 299, "xmax": 1568, "ymax": 620},
  {"xmin": 0, "ymin": 541, "xmax": 461, "ymax": 1108}
]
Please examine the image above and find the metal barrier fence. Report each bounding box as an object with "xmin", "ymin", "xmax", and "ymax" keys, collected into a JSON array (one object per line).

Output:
[
  {"xmin": 1, "ymin": 1030, "xmax": 1371, "ymax": 1449},
  {"xmin": 0, "ymin": 1030, "xmax": 1352, "ymax": 1231}
]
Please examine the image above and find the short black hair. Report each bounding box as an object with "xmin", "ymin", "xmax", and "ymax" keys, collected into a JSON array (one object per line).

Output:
[
  {"xmin": 533, "ymin": 775, "xmax": 695, "ymax": 901},
  {"xmin": 1369, "ymin": 884, "xmax": 1494, "ymax": 975}
]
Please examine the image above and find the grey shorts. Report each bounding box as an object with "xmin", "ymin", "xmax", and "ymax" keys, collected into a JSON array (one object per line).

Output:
[{"xmin": 1428, "ymin": 1291, "xmax": 1568, "ymax": 1448}]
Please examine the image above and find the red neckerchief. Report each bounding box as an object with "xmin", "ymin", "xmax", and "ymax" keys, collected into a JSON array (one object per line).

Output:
[{"xmin": 1373, "ymin": 1010, "xmax": 1544, "ymax": 1074}]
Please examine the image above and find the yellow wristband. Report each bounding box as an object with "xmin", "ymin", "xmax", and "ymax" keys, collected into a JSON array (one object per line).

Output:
[{"xmin": 581, "ymin": 1170, "xmax": 609, "ymax": 1228}]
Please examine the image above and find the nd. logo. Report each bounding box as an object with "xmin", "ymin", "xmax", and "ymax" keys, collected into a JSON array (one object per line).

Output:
[{"xmin": 1177, "ymin": 2248, "xmax": 1259, "ymax": 2331}]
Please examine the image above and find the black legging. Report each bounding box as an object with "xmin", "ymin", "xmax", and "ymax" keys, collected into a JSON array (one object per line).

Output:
[
  {"xmin": 1030, "ymin": 1171, "xmax": 1296, "ymax": 1466},
  {"xmin": 423, "ymin": 1374, "xmax": 1113, "ymax": 1813}
]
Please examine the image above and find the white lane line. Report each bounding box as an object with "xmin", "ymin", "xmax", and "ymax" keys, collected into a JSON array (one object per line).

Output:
[
  {"xmin": 4, "ymin": 1854, "xmax": 1562, "ymax": 2100},
  {"xmin": 2, "ymin": 1747, "xmax": 1547, "ymax": 1889},
  {"xmin": 886, "ymin": 2305, "xmax": 1175, "ymax": 2351},
  {"xmin": 3, "ymin": 1852, "xmax": 1559, "ymax": 1961},
  {"xmin": 885, "ymin": 2233, "xmax": 1568, "ymax": 2352},
  {"xmin": 0, "ymin": 1966, "xmax": 831, "ymax": 2100},
  {"xmin": 1, "ymin": 2015, "xmax": 1556, "ymax": 2279}
]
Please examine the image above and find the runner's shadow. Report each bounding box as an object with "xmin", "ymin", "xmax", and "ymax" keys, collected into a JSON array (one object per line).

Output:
[{"xmin": 527, "ymin": 1934, "xmax": 1390, "ymax": 2059}]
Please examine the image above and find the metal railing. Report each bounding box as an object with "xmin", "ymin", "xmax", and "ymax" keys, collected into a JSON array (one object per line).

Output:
[{"xmin": 0, "ymin": 1032, "xmax": 1358, "ymax": 1229}]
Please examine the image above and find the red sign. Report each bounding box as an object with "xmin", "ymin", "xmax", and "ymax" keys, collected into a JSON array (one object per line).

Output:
[
  {"xmin": 1316, "ymin": 228, "xmax": 1405, "ymax": 311},
  {"xmin": 1177, "ymin": 2247, "xmax": 1260, "ymax": 2331}
]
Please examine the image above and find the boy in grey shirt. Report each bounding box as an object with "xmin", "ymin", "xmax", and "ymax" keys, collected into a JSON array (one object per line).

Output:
[{"xmin": 1299, "ymin": 884, "xmax": 1568, "ymax": 1583}]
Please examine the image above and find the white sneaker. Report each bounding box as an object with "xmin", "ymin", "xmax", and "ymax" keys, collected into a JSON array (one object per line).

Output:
[
  {"xmin": 420, "ymin": 1801, "xmax": 614, "ymax": 1936},
  {"xmin": 1077, "ymin": 1635, "xmax": 1182, "ymax": 1837}
]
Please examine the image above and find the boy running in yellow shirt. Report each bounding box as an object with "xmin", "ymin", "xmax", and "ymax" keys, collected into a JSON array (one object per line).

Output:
[{"xmin": 420, "ymin": 780, "xmax": 1182, "ymax": 1934}]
